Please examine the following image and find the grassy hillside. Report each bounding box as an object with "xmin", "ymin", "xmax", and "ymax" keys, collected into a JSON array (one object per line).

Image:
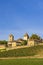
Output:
[
  {"xmin": 0, "ymin": 45, "xmax": 43, "ymax": 57},
  {"xmin": 0, "ymin": 58, "xmax": 43, "ymax": 65}
]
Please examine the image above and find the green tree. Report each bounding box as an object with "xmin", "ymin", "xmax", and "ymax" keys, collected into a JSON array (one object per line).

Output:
[
  {"xmin": 21, "ymin": 40, "xmax": 27, "ymax": 45},
  {"xmin": 30, "ymin": 34, "xmax": 41, "ymax": 40},
  {"xmin": 0, "ymin": 40, "xmax": 7, "ymax": 47}
]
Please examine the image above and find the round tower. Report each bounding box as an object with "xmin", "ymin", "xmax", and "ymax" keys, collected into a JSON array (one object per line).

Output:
[
  {"xmin": 9, "ymin": 34, "xmax": 14, "ymax": 42},
  {"xmin": 23, "ymin": 33, "xmax": 29, "ymax": 40}
]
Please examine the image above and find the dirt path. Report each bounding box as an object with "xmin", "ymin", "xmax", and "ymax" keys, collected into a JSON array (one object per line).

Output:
[{"xmin": 0, "ymin": 55, "xmax": 43, "ymax": 59}]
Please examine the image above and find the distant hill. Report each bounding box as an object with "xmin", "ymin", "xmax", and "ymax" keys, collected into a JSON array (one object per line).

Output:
[{"xmin": 0, "ymin": 45, "xmax": 43, "ymax": 57}]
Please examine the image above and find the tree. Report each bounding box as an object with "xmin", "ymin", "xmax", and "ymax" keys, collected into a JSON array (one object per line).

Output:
[
  {"xmin": 21, "ymin": 40, "xmax": 27, "ymax": 45},
  {"xmin": 30, "ymin": 34, "xmax": 41, "ymax": 40},
  {"xmin": 0, "ymin": 40, "xmax": 7, "ymax": 47}
]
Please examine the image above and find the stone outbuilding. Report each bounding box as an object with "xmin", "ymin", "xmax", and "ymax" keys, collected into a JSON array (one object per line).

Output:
[{"xmin": 27, "ymin": 39, "xmax": 41, "ymax": 47}]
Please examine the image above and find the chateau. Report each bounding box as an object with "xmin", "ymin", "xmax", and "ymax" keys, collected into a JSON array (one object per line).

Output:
[
  {"xmin": 0, "ymin": 33, "xmax": 43, "ymax": 49},
  {"xmin": 7, "ymin": 33, "xmax": 42, "ymax": 48},
  {"xmin": 8, "ymin": 33, "xmax": 29, "ymax": 48}
]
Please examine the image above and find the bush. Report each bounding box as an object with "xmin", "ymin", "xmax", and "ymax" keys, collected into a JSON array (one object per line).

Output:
[{"xmin": 21, "ymin": 40, "xmax": 27, "ymax": 45}]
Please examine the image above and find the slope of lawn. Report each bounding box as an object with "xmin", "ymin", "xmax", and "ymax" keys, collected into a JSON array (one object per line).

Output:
[
  {"xmin": 0, "ymin": 45, "xmax": 43, "ymax": 57},
  {"xmin": 0, "ymin": 58, "xmax": 43, "ymax": 65}
]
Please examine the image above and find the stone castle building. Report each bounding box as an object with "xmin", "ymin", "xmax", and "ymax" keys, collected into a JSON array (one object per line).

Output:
[
  {"xmin": 8, "ymin": 33, "xmax": 29, "ymax": 48},
  {"xmin": 8, "ymin": 33, "xmax": 42, "ymax": 48},
  {"xmin": 8, "ymin": 33, "xmax": 40, "ymax": 47},
  {"xmin": 0, "ymin": 33, "xmax": 42, "ymax": 49}
]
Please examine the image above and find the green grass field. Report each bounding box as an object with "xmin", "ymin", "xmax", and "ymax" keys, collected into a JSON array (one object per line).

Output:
[
  {"xmin": 0, "ymin": 58, "xmax": 43, "ymax": 65},
  {"xmin": 0, "ymin": 46, "xmax": 43, "ymax": 65},
  {"xmin": 0, "ymin": 45, "xmax": 43, "ymax": 57}
]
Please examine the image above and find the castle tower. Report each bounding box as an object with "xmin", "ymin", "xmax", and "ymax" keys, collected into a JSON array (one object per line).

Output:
[
  {"xmin": 9, "ymin": 34, "xmax": 14, "ymax": 42},
  {"xmin": 23, "ymin": 33, "xmax": 29, "ymax": 40}
]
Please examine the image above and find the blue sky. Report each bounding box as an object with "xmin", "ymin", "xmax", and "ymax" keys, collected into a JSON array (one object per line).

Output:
[{"xmin": 0, "ymin": 0, "xmax": 43, "ymax": 40}]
